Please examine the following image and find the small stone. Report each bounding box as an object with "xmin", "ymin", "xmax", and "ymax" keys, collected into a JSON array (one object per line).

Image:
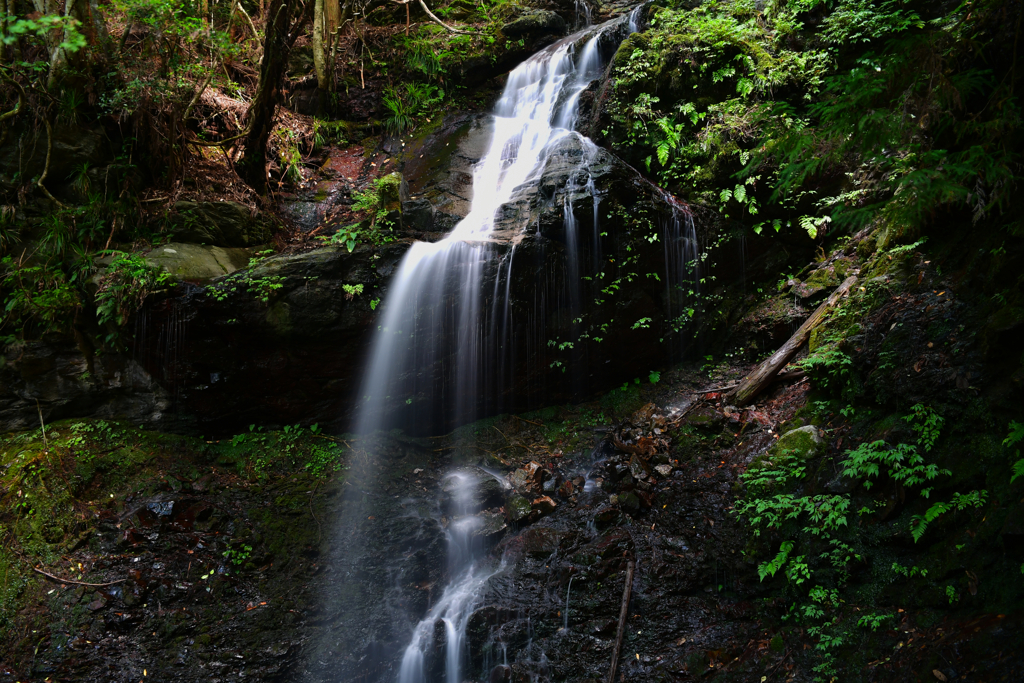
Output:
[
  {"xmin": 509, "ymin": 469, "xmax": 530, "ymax": 491},
  {"xmin": 654, "ymin": 465, "xmax": 673, "ymax": 477},
  {"xmin": 609, "ymin": 494, "xmax": 619, "ymax": 506},
  {"xmin": 629, "ymin": 454, "xmax": 652, "ymax": 481},
  {"xmin": 506, "ymin": 495, "xmax": 533, "ymax": 523},
  {"xmin": 618, "ymin": 491, "xmax": 640, "ymax": 513},
  {"xmin": 413, "ymin": 468, "xmax": 423, "ymax": 474}
]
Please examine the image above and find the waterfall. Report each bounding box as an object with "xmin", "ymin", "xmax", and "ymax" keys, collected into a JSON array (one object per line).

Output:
[
  {"xmin": 354, "ymin": 15, "xmax": 640, "ymax": 437},
  {"xmin": 336, "ymin": 7, "xmax": 700, "ymax": 682},
  {"xmin": 397, "ymin": 471, "xmax": 506, "ymax": 683},
  {"xmin": 354, "ymin": 15, "xmax": 646, "ymax": 683}
]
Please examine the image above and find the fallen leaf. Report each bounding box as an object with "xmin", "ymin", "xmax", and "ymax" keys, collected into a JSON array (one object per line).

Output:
[{"xmin": 933, "ymin": 670, "xmax": 948, "ymax": 682}]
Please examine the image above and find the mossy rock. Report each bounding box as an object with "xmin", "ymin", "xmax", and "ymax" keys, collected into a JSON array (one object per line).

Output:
[
  {"xmin": 144, "ymin": 242, "xmax": 251, "ymax": 282},
  {"xmin": 169, "ymin": 201, "xmax": 274, "ymax": 248},
  {"xmin": 506, "ymin": 494, "xmax": 533, "ymax": 523},
  {"xmin": 376, "ymin": 171, "xmax": 407, "ymax": 213},
  {"xmin": 501, "ymin": 11, "xmax": 566, "ymax": 38},
  {"xmin": 770, "ymin": 425, "xmax": 825, "ymax": 461}
]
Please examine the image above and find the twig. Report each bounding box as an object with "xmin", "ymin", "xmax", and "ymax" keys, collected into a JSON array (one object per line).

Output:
[
  {"xmin": 185, "ymin": 126, "xmax": 254, "ymax": 148},
  {"xmin": 513, "ymin": 415, "xmax": 543, "ymax": 427},
  {"xmin": 607, "ymin": 560, "xmax": 635, "ymax": 683},
  {"xmin": 32, "ymin": 566, "xmax": 126, "ymax": 588},
  {"xmin": 37, "ymin": 120, "xmax": 63, "ymax": 207},
  {"xmin": 235, "ymin": 0, "xmax": 259, "ymax": 39},
  {"xmin": 102, "ymin": 215, "xmax": 119, "ymax": 253},
  {"xmin": 0, "ymin": 74, "xmax": 25, "ymax": 125},
  {"xmin": 309, "ymin": 482, "xmax": 322, "ymax": 544},
  {"xmin": 693, "ymin": 383, "xmax": 740, "ymax": 394},
  {"xmin": 35, "ymin": 399, "xmax": 47, "ymax": 451},
  {"xmin": 415, "ymin": 0, "xmax": 479, "ymax": 34}
]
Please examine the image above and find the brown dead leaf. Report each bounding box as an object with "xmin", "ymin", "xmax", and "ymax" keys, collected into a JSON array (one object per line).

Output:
[{"xmin": 932, "ymin": 670, "xmax": 948, "ymax": 682}]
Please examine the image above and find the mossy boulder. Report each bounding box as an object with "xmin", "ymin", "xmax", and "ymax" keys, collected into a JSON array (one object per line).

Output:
[
  {"xmin": 771, "ymin": 425, "xmax": 825, "ymax": 461},
  {"xmin": 502, "ymin": 11, "xmax": 566, "ymax": 38},
  {"xmin": 507, "ymin": 494, "xmax": 533, "ymax": 523},
  {"xmin": 144, "ymin": 242, "xmax": 251, "ymax": 282}
]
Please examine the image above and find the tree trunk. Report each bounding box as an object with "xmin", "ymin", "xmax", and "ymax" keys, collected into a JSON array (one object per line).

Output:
[
  {"xmin": 47, "ymin": 0, "xmax": 111, "ymax": 89},
  {"xmin": 313, "ymin": 0, "xmax": 327, "ymax": 89},
  {"xmin": 727, "ymin": 275, "xmax": 859, "ymax": 406},
  {"xmin": 238, "ymin": 0, "xmax": 297, "ymax": 194},
  {"xmin": 324, "ymin": 0, "xmax": 340, "ymax": 87}
]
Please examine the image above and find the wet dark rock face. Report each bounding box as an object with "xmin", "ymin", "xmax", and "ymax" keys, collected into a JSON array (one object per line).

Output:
[
  {"xmin": 0, "ymin": 242, "xmax": 406, "ymax": 435},
  {"xmin": 0, "ymin": 122, "xmax": 117, "ymax": 203},
  {"xmin": 0, "ymin": 127, "xmax": 720, "ymax": 438},
  {"xmin": 0, "ymin": 339, "xmax": 174, "ymax": 433},
  {"xmin": 360, "ymin": 133, "xmax": 708, "ymax": 434}
]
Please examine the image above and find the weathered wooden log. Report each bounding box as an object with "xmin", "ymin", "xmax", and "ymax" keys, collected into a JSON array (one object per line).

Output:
[
  {"xmin": 607, "ymin": 560, "xmax": 635, "ymax": 683},
  {"xmin": 728, "ymin": 274, "xmax": 858, "ymax": 406}
]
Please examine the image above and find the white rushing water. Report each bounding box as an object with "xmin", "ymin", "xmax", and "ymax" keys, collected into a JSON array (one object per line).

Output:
[
  {"xmin": 397, "ymin": 470, "xmax": 506, "ymax": 683},
  {"xmin": 355, "ymin": 13, "xmax": 640, "ymax": 437}
]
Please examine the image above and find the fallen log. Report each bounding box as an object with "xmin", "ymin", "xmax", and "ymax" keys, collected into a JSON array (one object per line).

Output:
[
  {"xmin": 607, "ymin": 560, "xmax": 635, "ymax": 683},
  {"xmin": 728, "ymin": 274, "xmax": 858, "ymax": 406}
]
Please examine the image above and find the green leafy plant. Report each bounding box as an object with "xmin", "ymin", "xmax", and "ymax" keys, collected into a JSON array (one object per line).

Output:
[
  {"xmin": 383, "ymin": 87, "xmax": 414, "ymax": 135},
  {"xmin": 94, "ymin": 252, "xmax": 173, "ymax": 345},
  {"xmin": 223, "ymin": 544, "xmax": 252, "ymax": 566},
  {"xmin": 205, "ymin": 250, "xmax": 284, "ymax": 305},
  {"xmin": 1006, "ymin": 421, "xmax": 1024, "ymax": 484}
]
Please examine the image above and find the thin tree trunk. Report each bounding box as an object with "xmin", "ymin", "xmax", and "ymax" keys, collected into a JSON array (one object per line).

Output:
[
  {"xmin": 238, "ymin": 0, "xmax": 297, "ymax": 193},
  {"xmin": 727, "ymin": 275, "xmax": 859, "ymax": 406},
  {"xmin": 313, "ymin": 0, "xmax": 327, "ymax": 89},
  {"xmin": 47, "ymin": 0, "xmax": 111, "ymax": 89},
  {"xmin": 324, "ymin": 0, "xmax": 340, "ymax": 86}
]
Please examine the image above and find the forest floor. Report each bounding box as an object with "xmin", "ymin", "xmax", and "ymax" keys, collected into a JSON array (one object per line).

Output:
[{"xmin": 2, "ymin": 349, "xmax": 1021, "ymax": 681}]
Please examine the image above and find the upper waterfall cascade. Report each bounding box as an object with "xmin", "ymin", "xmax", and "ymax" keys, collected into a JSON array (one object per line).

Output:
[{"xmin": 354, "ymin": 7, "xmax": 679, "ymax": 439}]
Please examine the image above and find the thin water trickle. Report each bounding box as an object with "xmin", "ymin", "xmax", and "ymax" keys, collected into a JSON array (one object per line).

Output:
[
  {"xmin": 397, "ymin": 470, "xmax": 506, "ymax": 683},
  {"xmin": 563, "ymin": 575, "xmax": 575, "ymax": 631}
]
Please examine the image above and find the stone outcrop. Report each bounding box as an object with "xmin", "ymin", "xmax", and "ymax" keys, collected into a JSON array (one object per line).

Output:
[
  {"xmin": 168, "ymin": 200, "xmax": 274, "ymax": 248},
  {"xmin": 144, "ymin": 242, "xmax": 252, "ymax": 282},
  {"xmin": 502, "ymin": 10, "xmax": 567, "ymax": 39}
]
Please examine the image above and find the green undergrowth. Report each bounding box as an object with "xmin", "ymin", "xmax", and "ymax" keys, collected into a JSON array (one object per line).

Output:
[
  {"xmin": 732, "ymin": 237, "xmax": 1024, "ymax": 679},
  {"xmin": 604, "ymin": 0, "xmax": 1023, "ymax": 250}
]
